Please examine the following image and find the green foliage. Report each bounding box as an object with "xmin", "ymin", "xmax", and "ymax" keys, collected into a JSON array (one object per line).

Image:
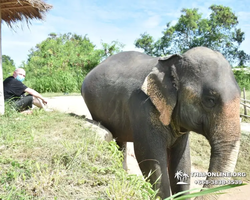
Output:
[
  {"xmin": 233, "ymin": 68, "xmax": 250, "ymax": 90},
  {"xmin": 135, "ymin": 5, "xmax": 250, "ymax": 66},
  {"xmin": 2, "ymin": 55, "xmax": 16, "ymax": 79},
  {"xmin": 26, "ymin": 71, "xmax": 80, "ymax": 93},
  {"xmin": 165, "ymin": 184, "xmax": 246, "ymax": 200},
  {"xmin": 101, "ymin": 40, "xmax": 125, "ymax": 59},
  {"xmin": 23, "ymin": 33, "xmax": 124, "ymax": 93},
  {"xmin": 24, "ymin": 33, "xmax": 101, "ymax": 93},
  {"xmin": 135, "ymin": 33, "xmax": 155, "ymax": 56}
]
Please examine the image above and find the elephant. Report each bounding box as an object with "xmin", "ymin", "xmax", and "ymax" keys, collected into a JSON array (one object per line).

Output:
[{"xmin": 81, "ymin": 47, "xmax": 241, "ymax": 199}]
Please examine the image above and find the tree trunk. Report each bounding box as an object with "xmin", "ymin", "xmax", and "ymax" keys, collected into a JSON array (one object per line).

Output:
[{"xmin": 0, "ymin": 8, "xmax": 4, "ymax": 115}]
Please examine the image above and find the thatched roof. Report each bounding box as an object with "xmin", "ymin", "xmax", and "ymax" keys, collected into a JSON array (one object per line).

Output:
[{"xmin": 0, "ymin": 0, "xmax": 52, "ymax": 27}]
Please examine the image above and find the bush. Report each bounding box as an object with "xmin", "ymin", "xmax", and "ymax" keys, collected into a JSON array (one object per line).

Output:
[
  {"xmin": 233, "ymin": 68, "xmax": 250, "ymax": 90},
  {"xmin": 16, "ymin": 33, "xmax": 126, "ymax": 93},
  {"xmin": 23, "ymin": 33, "xmax": 102, "ymax": 93},
  {"xmin": 25, "ymin": 71, "xmax": 85, "ymax": 93}
]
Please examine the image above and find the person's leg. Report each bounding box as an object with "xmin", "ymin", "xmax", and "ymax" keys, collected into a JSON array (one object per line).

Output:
[
  {"xmin": 32, "ymin": 97, "xmax": 45, "ymax": 109},
  {"xmin": 14, "ymin": 96, "xmax": 33, "ymax": 112},
  {"xmin": 32, "ymin": 96, "xmax": 52, "ymax": 111}
]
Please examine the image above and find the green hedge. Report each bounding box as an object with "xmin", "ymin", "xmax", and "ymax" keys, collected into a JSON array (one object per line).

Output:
[{"xmin": 233, "ymin": 69, "xmax": 250, "ymax": 90}]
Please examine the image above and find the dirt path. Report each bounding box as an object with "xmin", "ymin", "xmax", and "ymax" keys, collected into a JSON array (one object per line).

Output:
[{"xmin": 46, "ymin": 95, "xmax": 250, "ymax": 200}]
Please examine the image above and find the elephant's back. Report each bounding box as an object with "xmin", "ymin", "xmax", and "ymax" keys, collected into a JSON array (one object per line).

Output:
[
  {"xmin": 89, "ymin": 51, "xmax": 156, "ymax": 84},
  {"xmin": 82, "ymin": 51, "xmax": 156, "ymax": 99},
  {"xmin": 82, "ymin": 51, "xmax": 158, "ymax": 141}
]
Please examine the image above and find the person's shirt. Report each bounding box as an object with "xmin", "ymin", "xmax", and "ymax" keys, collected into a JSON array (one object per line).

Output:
[{"xmin": 3, "ymin": 76, "xmax": 28, "ymax": 101}]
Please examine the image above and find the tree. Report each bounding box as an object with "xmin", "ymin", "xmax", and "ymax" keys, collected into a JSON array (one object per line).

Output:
[
  {"xmin": 24, "ymin": 33, "xmax": 124, "ymax": 93},
  {"xmin": 134, "ymin": 33, "xmax": 155, "ymax": 56},
  {"xmin": 174, "ymin": 170, "xmax": 183, "ymax": 180},
  {"xmin": 24, "ymin": 33, "xmax": 103, "ymax": 93},
  {"xmin": 135, "ymin": 5, "xmax": 250, "ymax": 66},
  {"xmin": 101, "ymin": 40, "xmax": 125, "ymax": 59},
  {"xmin": 2, "ymin": 55, "xmax": 15, "ymax": 79}
]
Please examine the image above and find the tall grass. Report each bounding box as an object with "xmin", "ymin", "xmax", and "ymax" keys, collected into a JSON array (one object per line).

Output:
[
  {"xmin": 24, "ymin": 71, "xmax": 85, "ymax": 93},
  {"xmin": 0, "ymin": 107, "xmax": 157, "ymax": 199}
]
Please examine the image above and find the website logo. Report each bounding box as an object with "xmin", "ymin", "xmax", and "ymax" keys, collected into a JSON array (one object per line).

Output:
[{"xmin": 175, "ymin": 170, "xmax": 189, "ymax": 185}]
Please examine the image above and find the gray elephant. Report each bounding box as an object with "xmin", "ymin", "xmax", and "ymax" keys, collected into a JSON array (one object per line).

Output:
[{"xmin": 81, "ymin": 47, "xmax": 241, "ymax": 199}]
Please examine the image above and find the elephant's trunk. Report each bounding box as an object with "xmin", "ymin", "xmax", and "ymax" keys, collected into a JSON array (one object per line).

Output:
[
  {"xmin": 197, "ymin": 97, "xmax": 241, "ymax": 199},
  {"xmin": 195, "ymin": 141, "xmax": 240, "ymax": 200},
  {"xmin": 207, "ymin": 139, "xmax": 240, "ymax": 182}
]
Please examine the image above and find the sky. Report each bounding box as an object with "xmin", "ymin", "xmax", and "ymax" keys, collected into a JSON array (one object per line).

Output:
[{"xmin": 2, "ymin": 0, "xmax": 250, "ymax": 67}]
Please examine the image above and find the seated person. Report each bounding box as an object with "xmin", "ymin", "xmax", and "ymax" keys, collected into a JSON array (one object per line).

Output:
[{"xmin": 3, "ymin": 68, "xmax": 48, "ymax": 112}]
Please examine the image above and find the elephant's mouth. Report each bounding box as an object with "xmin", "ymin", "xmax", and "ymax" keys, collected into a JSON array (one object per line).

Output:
[
  {"xmin": 179, "ymin": 116, "xmax": 205, "ymax": 135},
  {"xmin": 187, "ymin": 113, "xmax": 208, "ymax": 135}
]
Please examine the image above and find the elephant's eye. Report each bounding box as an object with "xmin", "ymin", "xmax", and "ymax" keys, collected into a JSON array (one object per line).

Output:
[{"xmin": 202, "ymin": 96, "xmax": 216, "ymax": 108}]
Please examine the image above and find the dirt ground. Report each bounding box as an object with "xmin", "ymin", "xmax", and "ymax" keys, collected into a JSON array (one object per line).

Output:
[{"xmin": 46, "ymin": 95, "xmax": 250, "ymax": 200}]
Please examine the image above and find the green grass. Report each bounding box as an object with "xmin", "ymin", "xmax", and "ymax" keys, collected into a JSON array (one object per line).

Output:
[
  {"xmin": 1, "ymin": 102, "xmax": 248, "ymax": 199},
  {"xmin": 165, "ymin": 184, "xmax": 246, "ymax": 200},
  {"xmin": 0, "ymin": 106, "xmax": 157, "ymax": 200}
]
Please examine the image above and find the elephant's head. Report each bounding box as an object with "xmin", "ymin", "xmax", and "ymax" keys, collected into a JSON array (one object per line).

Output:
[{"xmin": 142, "ymin": 47, "xmax": 241, "ymax": 191}]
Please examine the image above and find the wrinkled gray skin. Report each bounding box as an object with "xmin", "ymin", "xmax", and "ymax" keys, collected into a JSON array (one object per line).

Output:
[{"xmin": 82, "ymin": 47, "xmax": 241, "ymax": 199}]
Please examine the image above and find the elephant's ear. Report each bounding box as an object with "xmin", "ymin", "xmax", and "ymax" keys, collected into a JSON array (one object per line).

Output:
[{"xmin": 141, "ymin": 54, "xmax": 181, "ymax": 126}]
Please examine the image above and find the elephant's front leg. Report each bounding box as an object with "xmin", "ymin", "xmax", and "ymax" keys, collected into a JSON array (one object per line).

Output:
[
  {"xmin": 133, "ymin": 131, "xmax": 172, "ymax": 198},
  {"xmin": 168, "ymin": 133, "xmax": 191, "ymax": 195}
]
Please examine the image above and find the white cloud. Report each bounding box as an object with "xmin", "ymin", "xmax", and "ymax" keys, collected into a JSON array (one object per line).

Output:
[
  {"xmin": 142, "ymin": 15, "xmax": 161, "ymax": 29},
  {"xmin": 2, "ymin": 19, "xmax": 55, "ymax": 66},
  {"xmin": 237, "ymin": 11, "xmax": 250, "ymax": 22}
]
